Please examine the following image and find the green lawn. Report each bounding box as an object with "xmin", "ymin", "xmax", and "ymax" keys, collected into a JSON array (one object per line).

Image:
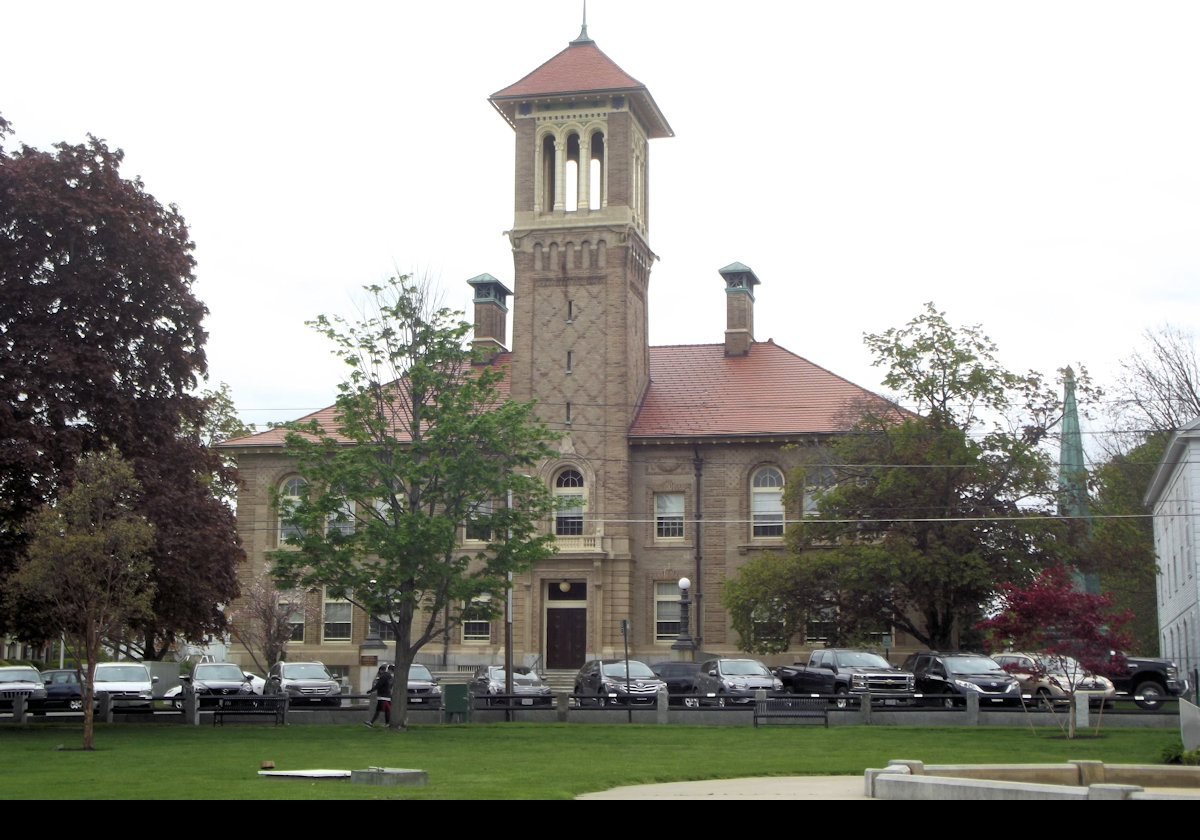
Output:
[{"xmin": 0, "ymin": 722, "xmax": 1179, "ymax": 799}]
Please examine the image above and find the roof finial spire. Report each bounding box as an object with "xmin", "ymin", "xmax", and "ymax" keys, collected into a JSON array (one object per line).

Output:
[{"xmin": 571, "ymin": 0, "xmax": 594, "ymax": 45}]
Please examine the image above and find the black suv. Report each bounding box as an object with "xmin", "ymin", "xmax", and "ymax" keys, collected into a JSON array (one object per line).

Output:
[
  {"xmin": 902, "ymin": 651, "xmax": 1021, "ymax": 707},
  {"xmin": 574, "ymin": 659, "xmax": 665, "ymax": 707}
]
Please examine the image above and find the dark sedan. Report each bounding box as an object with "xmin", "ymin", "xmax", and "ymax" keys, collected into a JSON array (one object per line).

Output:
[
  {"xmin": 650, "ymin": 661, "xmax": 702, "ymax": 707},
  {"xmin": 469, "ymin": 666, "xmax": 553, "ymax": 707},
  {"xmin": 40, "ymin": 669, "xmax": 84, "ymax": 711}
]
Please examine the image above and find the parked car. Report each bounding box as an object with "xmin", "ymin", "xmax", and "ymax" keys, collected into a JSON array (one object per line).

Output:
[
  {"xmin": 93, "ymin": 661, "xmax": 156, "ymax": 710},
  {"xmin": 264, "ymin": 661, "xmax": 342, "ymax": 706},
  {"xmin": 469, "ymin": 665, "xmax": 553, "ymax": 707},
  {"xmin": 650, "ymin": 661, "xmax": 703, "ymax": 707},
  {"xmin": 166, "ymin": 662, "xmax": 258, "ymax": 709},
  {"xmin": 773, "ymin": 649, "xmax": 915, "ymax": 707},
  {"xmin": 0, "ymin": 666, "xmax": 46, "ymax": 710},
  {"xmin": 574, "ymin": 659, "xmax": 665, "ymax": 707},
  {"xmin": 902, "ymin": 651, "xmax": 1021, "ymax": 707},
  {"xmin": 693, "ymin": 658, "xmax": 782, "ymax": 706},
  {"xmin": 39, "ymin": 669, "xmax": 84, "ymax": 711},
  {"xmin": 992, "ymin": 652, "xmax": 1116, "ymax": 706},
  {"xmin": 403, "ymin": 663, "xmax": 443, "ymax": 709}
]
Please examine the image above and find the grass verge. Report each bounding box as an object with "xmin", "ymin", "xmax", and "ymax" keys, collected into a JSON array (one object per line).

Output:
[{"xmin": 0, "ymin": 722, "xmax": 1179, "ymax": 799}]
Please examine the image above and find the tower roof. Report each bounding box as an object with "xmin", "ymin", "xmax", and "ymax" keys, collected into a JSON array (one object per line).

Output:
[{"xmin": 490, "ymin": 38, "xmax": 673, "ymax": 138}]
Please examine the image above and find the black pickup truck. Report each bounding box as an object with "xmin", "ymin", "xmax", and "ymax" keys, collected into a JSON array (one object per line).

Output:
[
  {"xmin": 773, "ymin": 649, "xmax": 916, "ymax": 707},
  {"xmin": 1110, "ymin": 653, "xmax": 1189, "ymax": 710}
]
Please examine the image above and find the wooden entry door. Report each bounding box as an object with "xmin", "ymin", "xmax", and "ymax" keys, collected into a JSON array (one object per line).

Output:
[{"xmin": 546, "ymin": 608, "xmax": 587, "ymax": 669}]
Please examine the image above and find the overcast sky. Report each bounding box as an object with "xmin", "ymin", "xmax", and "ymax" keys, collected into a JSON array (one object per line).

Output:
[{"xmin": 6, "ymin": 1, "xmax": 1198, "ymax": 454}]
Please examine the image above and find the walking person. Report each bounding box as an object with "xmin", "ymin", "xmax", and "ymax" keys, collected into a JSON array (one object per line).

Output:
[{"xmin": 365, "ymin": 664, "xmax": 393, "ymax": 727}]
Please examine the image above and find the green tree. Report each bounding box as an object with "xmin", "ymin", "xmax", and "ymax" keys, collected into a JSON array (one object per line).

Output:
[
  {"xmin": 1086, "ymin": 434, "xmax": 1166, "ymax": 654},
  {"xmin": 9, "ymin": 450, "xmax": 155, "ymax": 749},
  {"xmin": 978, "ymin": 564, "xmax": 1132, "ymax": 738},
  {"xmin": 725, "ymin": 304, "xmax": 1075, "ymax": 652},
  {"xmin": 270, "ymin": 278, "xmax": 557, "ymax": 730},
  {"xmin": 0, "ymin": 118, "xmax": 241, "ymax": 656}
]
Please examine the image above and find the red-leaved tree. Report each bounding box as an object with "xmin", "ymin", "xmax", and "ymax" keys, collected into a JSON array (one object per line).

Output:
[{"xmin": 978, "ymin": 565, "xmax": 1133, "ymax": 736}]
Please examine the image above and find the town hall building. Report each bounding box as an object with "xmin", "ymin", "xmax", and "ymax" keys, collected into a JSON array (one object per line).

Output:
[{"xmin": 221, "ymin": 24, "xmax": 893, "ymax": 685}]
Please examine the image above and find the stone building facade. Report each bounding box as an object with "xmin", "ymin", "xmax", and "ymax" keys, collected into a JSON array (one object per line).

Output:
[
  {"xmin": 1145, "ymin": 416, "xmax": 1200, "ymax": 689},
  {"xmin": 221, "ymin": 27, "xmax": 892, "ymax": 684}
]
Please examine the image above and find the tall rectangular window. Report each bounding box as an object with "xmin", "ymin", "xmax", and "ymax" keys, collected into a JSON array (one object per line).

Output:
[
  {"xmin": 280, "ymin": 602, "xmax": 305, "ymax": 642},
  {"xmin": 323, "ymin": 590, "xmax": 351, "ymax": 641},
  {"xmin": 465, "ymin": 499, "xmax": 493, "ymax": 543},
  {"xmin": 655, "ymin": 492, "xmax": 684, "ymax": 539},
  {"xmin": 655, "ymin": 582, "xmax": 682, "ymax": 641},
  {"xmin": 752, "ymin": 467, "xmax": 785, "ymax": 538},
  {"xmin": 326, "ymin": 500, "xmax": 355, "ymax": 536}
]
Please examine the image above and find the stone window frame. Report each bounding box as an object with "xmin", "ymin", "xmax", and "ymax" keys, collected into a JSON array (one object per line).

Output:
[
  {"xmin": 654, "ymin": 581, "xmax": 682, "ymax": 642},
  {"xmin": 277, "ymin": 476, "xmax": 307, "ymax": 545},
  {"xmin": 750, "ymin": 465, "xmax": 786, "ymax": 539},
  {"xmin": 654, "ymin": 491, "xmax": 685, "ymax": 541},
  {"xmin": 553, "ymin": 467, "xmax": 586, "ymax": 536},
  {"xmin": 322, "ymin": 588, "xmax": 352, "ymax": 643}
]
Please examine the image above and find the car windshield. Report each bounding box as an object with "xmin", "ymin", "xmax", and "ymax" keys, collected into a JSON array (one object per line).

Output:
[
  {"xmin": 721, "ymin": 660, "xmax": 771, "ymax": 676},
  {"xmin": 0, "ymin": 668, "xmax": 40, "ymax": 683},
  {"xmin": 489, "ymin": 668, "xmax": 538, "ymax": 681},
  {"xmin": 409, "ymin": 665, "xmax": 433, "ymax": 681},
  {"xmin": 835, "ymin": 652, "xmax": 891, "ymax": 669},
  {"xmin": 96, "ymin": 665, "xmax": 148, "ymax": 681},
  {"xmin": 282, "ymin": 663, "xmax": 331, "ymax": 679},
  {"xmin": 195, "ymin": 664, "xmax": 244, "ymax": 681},
  {"xmin": 944, "ymin": 657, "xmax": 1004, "ymax": 676},
  {"xmin": 602, "ymin": 661, "xmax": 655, "ymax": 678},
  {"xmin": 1035, "ymin": 655, "xmax": 1083, "ymax": 676}
]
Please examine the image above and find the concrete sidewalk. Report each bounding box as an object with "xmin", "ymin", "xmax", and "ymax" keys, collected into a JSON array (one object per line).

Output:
[{"xmin": 577, "ymin": 776, "xmax": 870, "ymax": 799}]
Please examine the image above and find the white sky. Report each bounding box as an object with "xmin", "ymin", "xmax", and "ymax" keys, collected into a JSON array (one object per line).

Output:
[{"xmin": 6, "ymin": 1, "xmax": 1199, "ymax": 450}]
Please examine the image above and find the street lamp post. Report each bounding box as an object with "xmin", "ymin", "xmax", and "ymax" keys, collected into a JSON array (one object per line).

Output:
[{"xmin": 670, "ymin": 576, "xmax": 695, "ymax": 658}]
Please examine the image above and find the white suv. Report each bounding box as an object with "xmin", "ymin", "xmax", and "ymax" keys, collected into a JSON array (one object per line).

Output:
[{"xmin": 93, "ymin": 662, "xmax": 156, "ymax": 709}]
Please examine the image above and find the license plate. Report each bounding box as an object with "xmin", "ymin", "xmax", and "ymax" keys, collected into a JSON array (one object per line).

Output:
[
  {"xmin": 411, "ymin": 698, "xmax": 423, "ymax": 703},
  {"xmin": 885, "ymin": 699, "xmax": 899, "ymax": 706},
  {"xmin": 521, "ymin": 698, "xmax": 533, "ymax": 706}
]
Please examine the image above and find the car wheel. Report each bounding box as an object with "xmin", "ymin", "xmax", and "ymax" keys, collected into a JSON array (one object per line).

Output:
[
  {"xmin": 1134, "ymin": 682, "xmax": 1166, "ymax": 710},
  {"xmin": 716, "ymin": 695, "xmax": 726, "ymax": 708},
  {"xmin": 943, "ymin": 692, "xmax": 959, "ymax": 709},
  {"xmin": 172, "ymin": 698, "xmax": 183, "ymax": 710},
  {"xmin": 834, "ymin": 687, "xmax": 850, "ymax": 710},
  {"xmin": 596, "ymin": 694, "xmax": 608, "ymax": 708},
  {"xmin": 1035, "ymin": 688, "xmax": 1054, "ymax": 709},
  {"xmin": 683, "ymin": 696, "xmax": 700, "ymax": 709}
]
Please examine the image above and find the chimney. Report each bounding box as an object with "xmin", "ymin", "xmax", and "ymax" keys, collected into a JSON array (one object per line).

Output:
[
  {"xmin": 720, "ymin": 262, "xmax": 760, "ymax": 357},
  {"xmin": 467, "ymin": 273, "xmax": 512, "ymax": 363}
]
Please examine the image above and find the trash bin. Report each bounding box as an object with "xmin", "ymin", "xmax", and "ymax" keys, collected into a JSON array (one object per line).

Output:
[{"xmin": 443, "ymin": 683, "xmax": 471, "ymax": 723}]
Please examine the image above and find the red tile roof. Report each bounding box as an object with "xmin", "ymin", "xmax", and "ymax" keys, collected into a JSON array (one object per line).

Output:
[
  {"xmin": 492, "ymin": 41, "xmax": 645, "ymax": 99},
  {"xmin": 219, "ymin": 353, "xmax": 514, "ymax": 449},
  {"xmin": 221, "ymin": 343, "xmax": 886, "ymax": 449},
  {"xmin": 490, "ymin": 41, "xmax": 673, "ymax": 139},
  {"xmin": 630, "ymin": 341, "xmax": 887, "ymax": 439}
]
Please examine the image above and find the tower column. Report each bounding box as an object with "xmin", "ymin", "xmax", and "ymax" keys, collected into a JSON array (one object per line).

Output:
[
  {"xmin": 554, "ymin": 138, "xmax": 566, "ymax": 213},
  {"xmin": 577, "ymin": 135, "xmax": 591, "ymax": 212}
]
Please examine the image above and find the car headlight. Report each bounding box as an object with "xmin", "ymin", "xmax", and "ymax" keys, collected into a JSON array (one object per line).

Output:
[{"xmin": 954, "ymin": 679, "xmax": 982, "ymax": 693}]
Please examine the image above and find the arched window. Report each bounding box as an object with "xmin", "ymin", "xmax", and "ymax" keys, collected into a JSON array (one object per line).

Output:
[
  {"xmin": 554, "ymin": 469, "xmax": 585, "ymax": 536},
  {"xmin": 751, "ymin": 467, "xmax": 785, "ymax": 538},
  {"xmin": 279, "ymin": 477, "xmax": 307, "ymax": 542}
]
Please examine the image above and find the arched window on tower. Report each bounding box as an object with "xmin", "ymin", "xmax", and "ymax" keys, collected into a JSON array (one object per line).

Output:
[
  {"xmin": 751, "ymin": 467, "xmax": 785, "ymax": 538},
  {"xmin": 589, "ymin": 130, "xmax": 605, "ymax": 210},
  {"xmin": 565, "ymin": 132, "xmax": 581, "ymax": 211},
  {"xmin": 541, "ymin": 133, "xmax": 556, "ymax": 213},
  {"xmin": 554, "ymin": 468, "xmax": 585, "ymax": 536}
]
